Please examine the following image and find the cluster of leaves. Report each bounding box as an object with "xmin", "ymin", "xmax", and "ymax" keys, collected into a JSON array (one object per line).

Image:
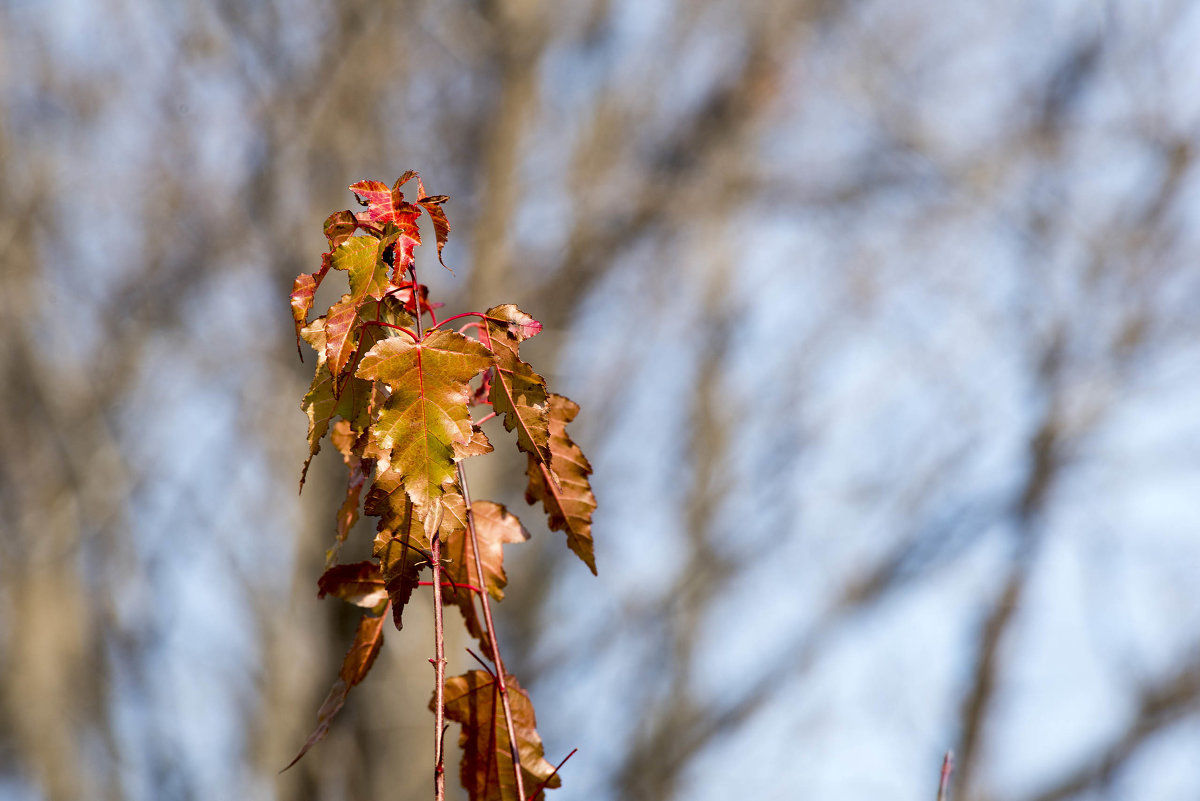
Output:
[{"xmin": 285, "ymin": 174, "xmax": 596, "ymax": 800}]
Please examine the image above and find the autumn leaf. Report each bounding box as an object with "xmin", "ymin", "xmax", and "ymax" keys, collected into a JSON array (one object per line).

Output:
[
  {"xmin": 331, "ymin": 235, "xmax": 389, "ymax": 304},
  {"xmin": 356, "ymin": 330, "xmax": 493, "ymax": 510},
  {"xmin": 323, "ymin": 209, "xmax": 359, "ymax": 248},
  {"xmin": 290, "ymin": 256, "xmax": 330, "ymax": 359},
  {"xmin": 317, "ymin": 561, "xmax": 388, "ymax": 610},
  {"xmin": 284, "ymin": 610, "xmax": 386, "ymax": 771},
  {"xmin": 417, "ymin": 193, "xmax": 451, "ymax": 269},
  {"xmin": 349, "ymin": 178, "xmax": 423, "ymax": 280},
  {"xmin": 455, "ymin": 425, "xmax": 494, "ymax": 460},
  {"xmin": 329, "ymin": 456, "xmax": 372, "ymax": 565},
  {"xmin": 367, "ymin": 469, "xmax": 441, "ymax": 630},
  {"xmin": 483, "ymin": 305, "xmax": 551, "ymax": 466},
  {"xmin": 443, "ymin": 501, "xmax": 529, "ymax": 601},
  {"xmin": 525, "ymin": 394, "xmax": 597, "ymax": 574},
  {"xmin": 438, "ymin": 671, "xmax": 562, "ymax": 801},
  {"xmin": 298, "ymin": 320, "xmax": 375, "ymax": 490}
]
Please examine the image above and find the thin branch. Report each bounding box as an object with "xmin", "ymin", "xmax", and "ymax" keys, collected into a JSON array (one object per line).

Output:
[
  {"xmin": 412, "ymin": 268, "xmax": 447, "ymax": 801},
  {"xmin": 937, "ymin": 751, "xmax": 953, "ymax": 801},
  {"xmin": 527, "ymin": 748, "xmax": 578, "ymax": 801},
  {"xmin": 457, "ymin": 460, "xmax": 527, "ymax": 801}
]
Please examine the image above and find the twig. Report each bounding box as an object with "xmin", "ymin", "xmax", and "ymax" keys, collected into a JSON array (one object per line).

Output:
[
  {"xmin": 457, "ymin": 460, "xmax": 527, "ymax": 801},
  {"xmin": 527, "ymin": 748, "xmax": 578, "ymax": 801},
  {"xmin": 412, "ymin": 269, "xmax": 447, "ymax": 801},
  {"xmin": 937, "ymin": 750, "xmax": 954, "ymax": 801}
]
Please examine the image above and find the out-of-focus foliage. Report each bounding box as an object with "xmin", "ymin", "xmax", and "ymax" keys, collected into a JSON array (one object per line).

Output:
[{"xmin": 2, "ymin": 1, "xmax": 1199, "ymax": 800}]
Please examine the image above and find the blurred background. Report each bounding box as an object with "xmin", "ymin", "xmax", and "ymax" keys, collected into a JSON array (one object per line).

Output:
[{"xmin": 3, "ymin": 1, "xmax": 1200, "ymax": 799}]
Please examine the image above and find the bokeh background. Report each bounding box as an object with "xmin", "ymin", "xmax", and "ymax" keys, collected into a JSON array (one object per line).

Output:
[{"xmin": 3, "ymin": 1, "xmax": 1200, "ymax": 799}]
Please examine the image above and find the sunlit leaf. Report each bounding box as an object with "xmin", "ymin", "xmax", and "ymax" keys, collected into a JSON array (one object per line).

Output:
[
  {"xmin": 525, "ymin": 394, "xmax": 597, "ymax": 574},
  {"xmin": 483, "ymin": 305, "xmax": 551, "ymax": 465},
  {"xmin": 324, "ymin": 295, "xmax": 361, "ymax": 384},
  {"xmin": 284, "ymin": 610, "xmax": 386, "ymax": 771},
  {"xmin": 331, "ymin": 235, "xmax": 389, "ymax": 304},
  {"xmin": 356, "ymin": 330, "xmax": 493, "ymax": 509},
  {"xmin": 438, "ymin": 670, "xmax": 562, "ymax": 801}
]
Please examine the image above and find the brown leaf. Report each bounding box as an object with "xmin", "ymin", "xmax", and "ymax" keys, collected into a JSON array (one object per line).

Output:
[
  {"xmin": 483, "ymin": 305, "xmax": 551, "ymax": 466},
  {"xmin": 323, "ymin": 209, "xmax": 359, "ymax": 248},
  {"xmin": 525, "ymin": 394, "xmax": 597, "ymax": 574},
  {"xmin": 443, "ymin": 501, "xmax": 529, "ymax": 602},
  {"xmin": 437, "ymin": 671, "xmax": 562, "ymax": 801},
  {"xmin": 284, "ymin": 610, "xmax": 386, "ymax": 771},
  {"xmin": 368, "ymin": 470, "xmax": 433, "ymax": 630},
  {"xmin": 316, "ymin": 561, "xmax": 388, "ymax": 610},
  {"xmin": 328, "ymin": 456, "xmax": 372, "ymax": 565}
]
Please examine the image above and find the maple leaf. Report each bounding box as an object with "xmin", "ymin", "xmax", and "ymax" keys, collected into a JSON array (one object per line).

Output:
[
  {"xmin": 417, "ymin": 193, "xmax": 451, "ymax": 269},
  {"xmin": 323, "ymin": 209, "xmax": 359, "ymax": 248},
  {"xmin": 356, "ymin": 330, "xmax": 493, "ymax": 510},
  {"xmin": 483, "ymin": 305, "xmax": 551, "ymax": 466},
  {"xmin": 284, "ymin": 609, "xmax": 386, "ymax": 770},
  {"xmin": 525, "ymin": 394, "xmax": 597, "ymax": 574},
  {"xmin": 349, "ymin": 177, "xmax": 423, "ymax": 280},
  {"xmin": 368, "ymin": 469, "xmax": 427, "ymax": 627},
  {"xmin": 329, "ymin": 456, "xmax": 372, "ymax": 565},
  {"xmin": 317, "ymin": 561, "xmax": 388, "ymax": 610},
  {"xmin": 298, "ymin": 320, "xmax": 376, "ymax": 490},
  {"xmin": 438, "ymin": 670, "xmax": 562, "ymax": 801},
  {"xmin": 290, "ymin": 257, "xmax": 330, "ymax": 359},
  {"xmin": 331, "ymin": 235, "xmax": 389, "ymax": 304},
  {"xmin": 443, "ymin": 501, "xmax": 529, "ymax": 602}
]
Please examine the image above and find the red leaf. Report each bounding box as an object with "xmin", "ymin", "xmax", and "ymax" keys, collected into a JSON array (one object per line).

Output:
[{"xmin": 284, "ymin": 610, "xmax": 386, "ymax": 770}]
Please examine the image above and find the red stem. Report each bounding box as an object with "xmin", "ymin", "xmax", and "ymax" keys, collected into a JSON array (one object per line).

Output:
[
  {"xmin": 526, "ymin": 748, "xmax": 577, "ymax": 801},
  {"xmin": 431, "ymin": 311, "xmax": 487, "ymax": 330},
  {"xmin": 361, "ymin": 319, "xmax": 419, "ymax": 342},
  {"xmin": 473, "ymin": 411, "xmax": 498, "ymax": 427},
  {"xmin": 457, "ymin": 461, "xmax": 526, "ymax": 801},
  {"xmin": 418, "ymin": 580, "xmax": 484, "ymax": 595},
  {"xmin": 937, "ymin": 750, "xmax": 954, "ymax": 801}
]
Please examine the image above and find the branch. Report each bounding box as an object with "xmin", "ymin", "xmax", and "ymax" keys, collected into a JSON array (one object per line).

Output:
[{"xmin": 457, "ymin": 460, "xmax": 527, "ymax": 801}]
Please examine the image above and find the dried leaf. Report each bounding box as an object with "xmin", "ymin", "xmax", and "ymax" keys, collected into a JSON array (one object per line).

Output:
[
  {"xmin": 284, "ymin": 610, "xmax": 386, "ymax": 770},
  {"xmin": 316, "ymin": 561, "xmax": 388, "ymax": 610},
  {"xmin": 356, "ymin": 330, "xmax": 494, "ymax": 509},
  {"xmin": 525, "ymin": 394, "xmax": 597, "ymax": 574},
  {"xmin": 443, "ymin": 501, "xmax": 529, "ymax": 601},
  {"xmin": 438, "ymin": 670, "xmax": 562, "ymax": 801},
  {"xmin": 483, "ymin": 305, "xmax": 551, "ymax": 466}
]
